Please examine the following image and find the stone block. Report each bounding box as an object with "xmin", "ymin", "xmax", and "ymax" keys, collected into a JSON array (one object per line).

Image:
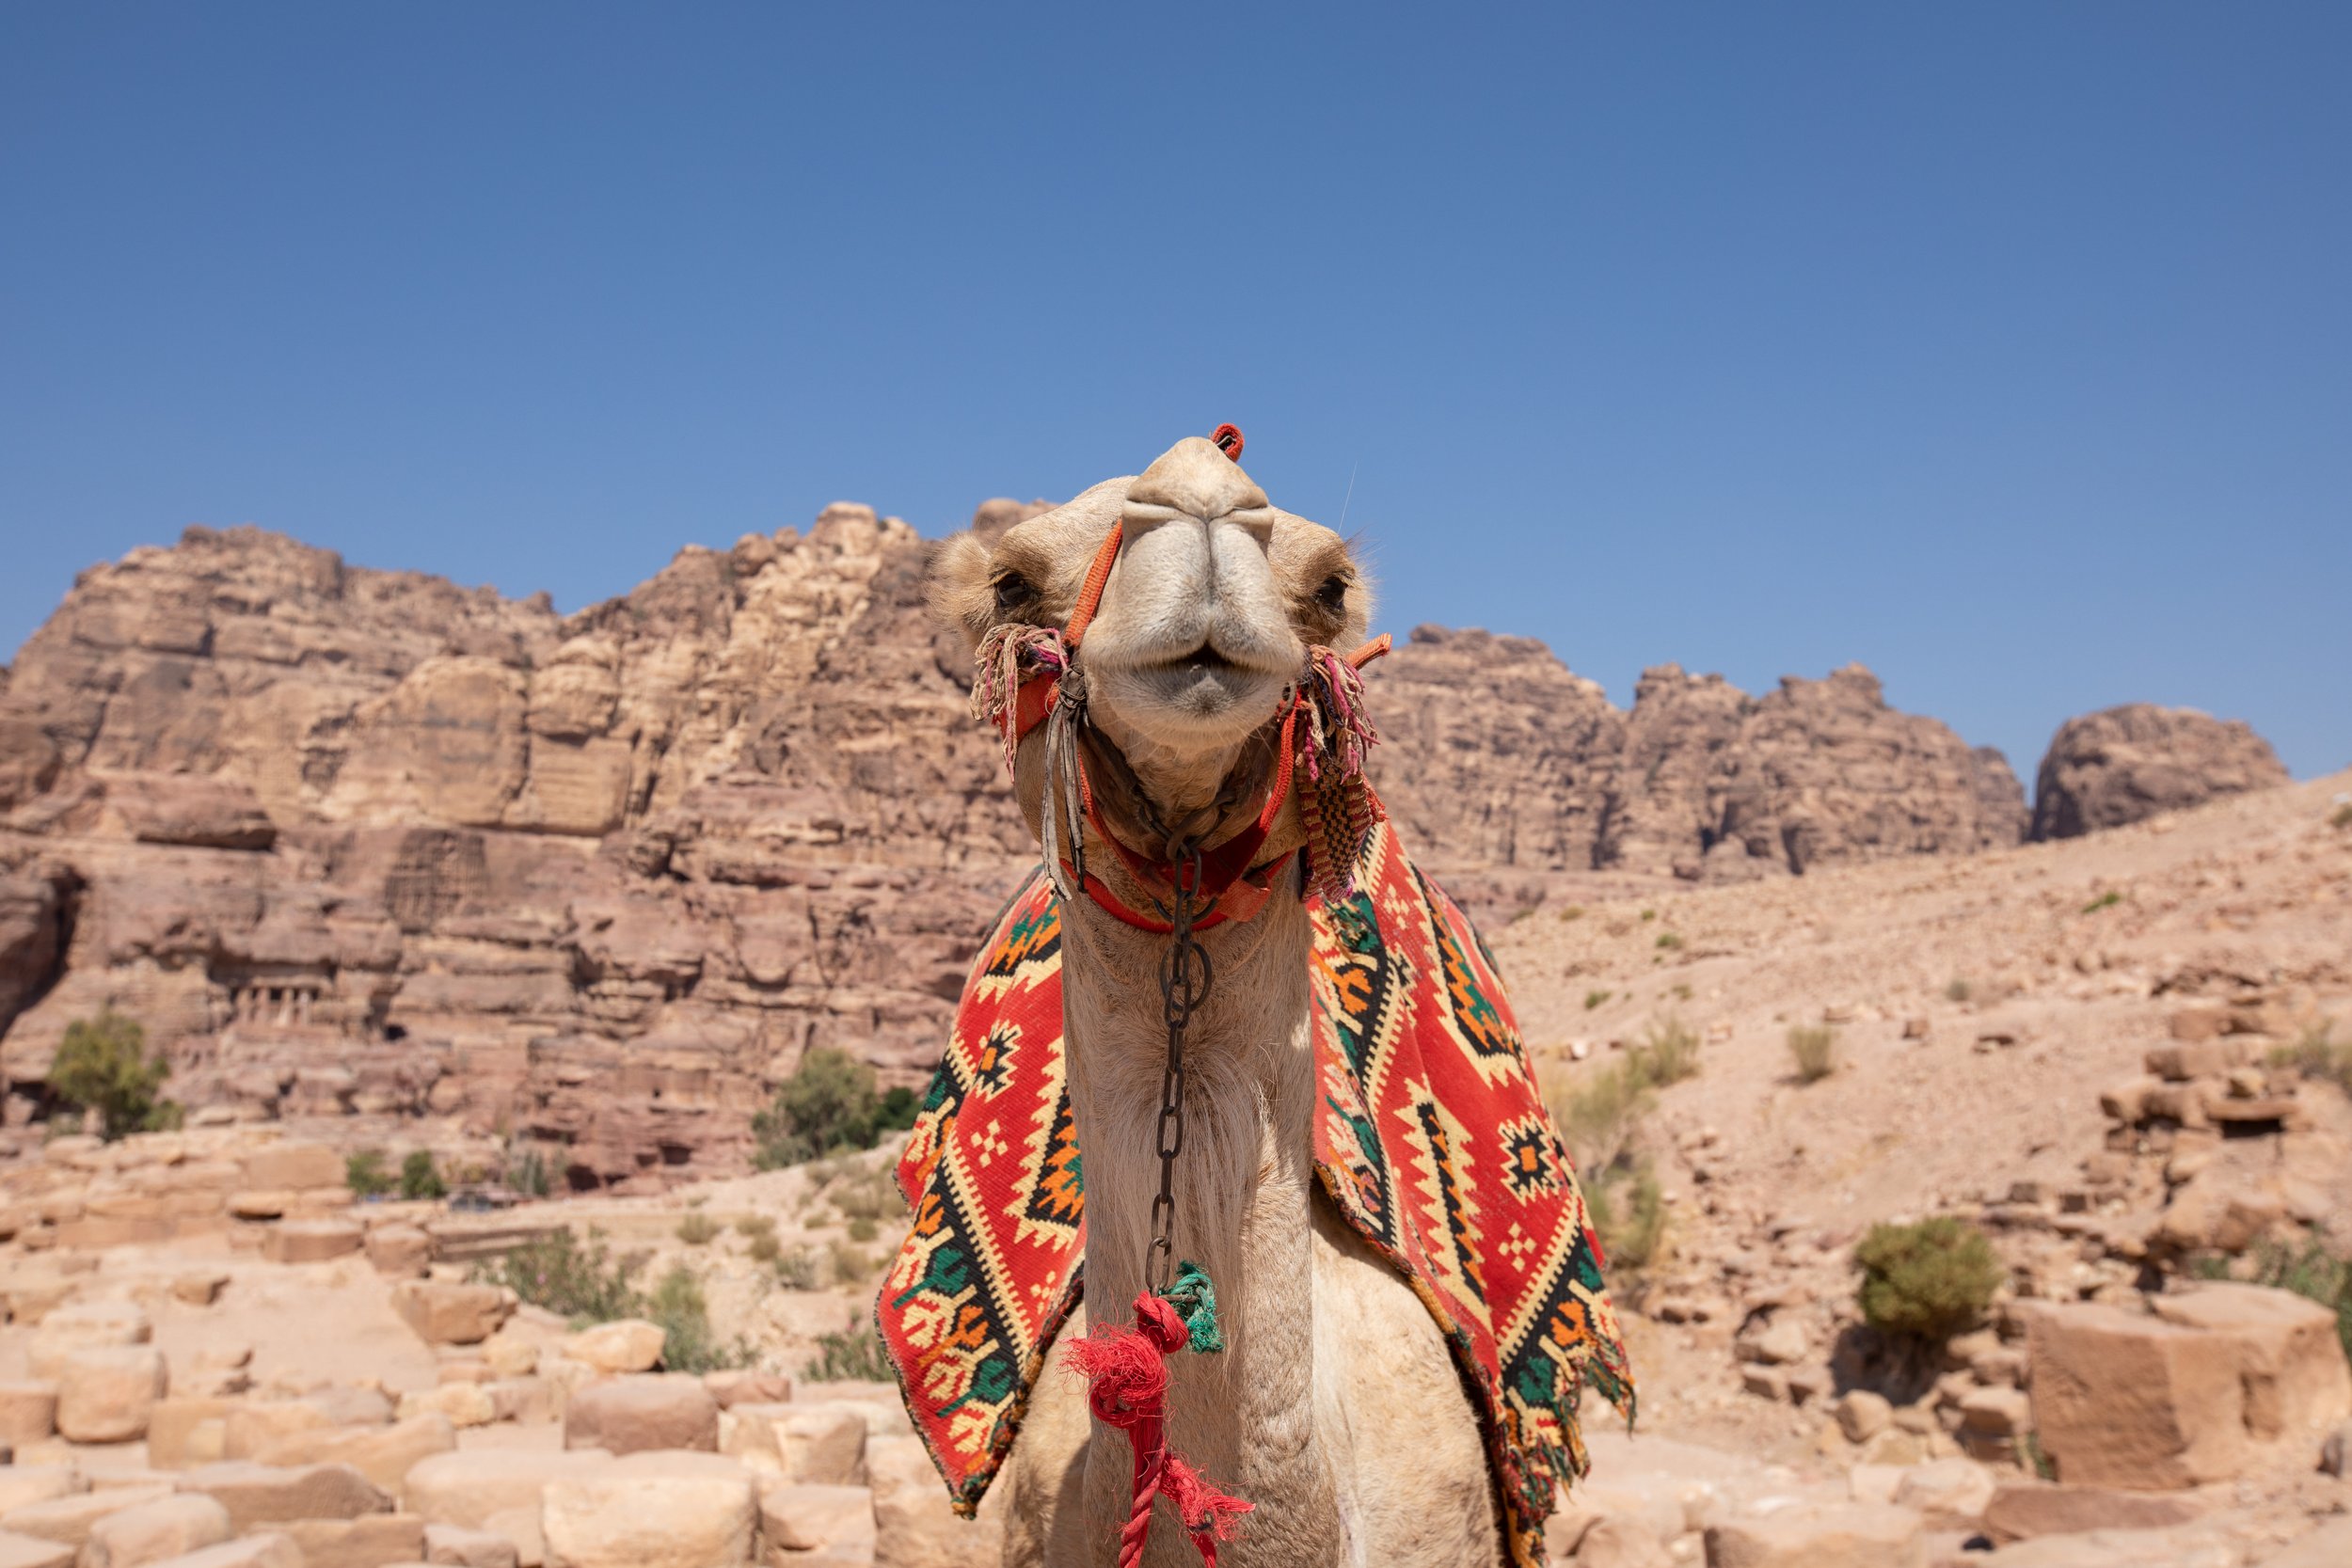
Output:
[
  {"xmin": 0, "ymin": 1384, "xmax": 57, "ymax": 1446},
  {"xmin": 0, "ymin": 1530, "xmax": 72, "ymax": 1568},
  {"xmin": 133, "ymin": 1535, "xmax": 302, "ymax": 1568},
  {"xmin": 1980, "ymin": 1481, "xmax": 2203, "ymax": 1543},
  {"xmin": 56, "ymin": 1347, "xmax": 168, "ymax": 1443},
  {"xmin": 2145, "ymin": 1281, "xmax": 2352, "ymax": 1439},
  {"xmin": 422, "ymin": 1521, "xmax": 521, "ymax": 1567},
  {"xmin": 280, "ymin": 1513, "xmax": 427, "ymax": 1568},
  {"xmin": 758, "ymin": 1482, "xmax": 873, "ymax": 1555},
  {"xmin": 560, "ymin": 1322, "xmax": 663, "ymax": 1375},
  {"xmin": 146, "ymin": 1399, "xmax": 239, "ymax": 1469},
  {"xmin": 262, "ymin": 1220, "xmax": 363, "ymax": 1264},
  {"xmin": 1888, "ymin": 1457, "xmax": 1994, "ymax": 1528},
  {"xmin": 2025, "ymin": 1302, "xmax": 2248, "ymax": 1487},
  {"xmin": 264, "ymin": 1413, "xmax": 457, "ymax": 1495},
  {"xmin": 392, "ymin": 1283, "xmax": 516, "ymax": 1347},
  {"xmin": 563, "ymin": 1376, "xmax": 717, "ymax": 1455},
  {"xmin": 404, "ymin": 1449, "xmax": 613, "ymax": 1533},
  {"xmin": 866, "ymin": 1434, "xmax": 1000, "ymax": 1568},
  {"xmin": 539, "ymin": 1451, "xmax": 756, "ymax": 1568},
  {"xmin": 238, "ymin": 1143, "xmax": 344, "ymax": 1192},
  {"xmin": 1700, "ymin": 1501, "xmax": 1925, "ymax": 1568},
  {"xmin": 174, "ymin": 1462, "xmax": 389, "ymax": 1531},
  {"xmin": 0, "ymin": 1486, "xmax": 173, "ymax": 1548},
  {"xmin": 368, "ymin": 1225, "xmax": 437, "ymax": 1278},
  {"xmin": 79, "ymin": 1492, "xmax": 234, "ymax": 1567}
]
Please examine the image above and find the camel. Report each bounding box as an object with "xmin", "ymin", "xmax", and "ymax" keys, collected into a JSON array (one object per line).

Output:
[{"xmin": 928, "ymin": 435, "xmax": 1503, "ymax": 1567}]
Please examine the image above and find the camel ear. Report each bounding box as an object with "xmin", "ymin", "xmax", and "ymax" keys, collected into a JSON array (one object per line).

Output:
[{"xmin": 927, "ymin": 531, "xmax": 997, "ymax": 655}]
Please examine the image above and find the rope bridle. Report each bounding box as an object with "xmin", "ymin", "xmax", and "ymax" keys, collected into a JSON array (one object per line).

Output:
[{"xmin": 968, "ymin": 425, "xmax": 1388, "ymax": 1564}]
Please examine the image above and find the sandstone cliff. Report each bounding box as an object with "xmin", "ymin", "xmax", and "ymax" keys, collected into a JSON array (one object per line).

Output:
[
  {"xmin": 0, "ymin": 515, "xmax": 2214, "ymax": 1191},
  {"xmin": 2031, "ymin": 704, "xmax": 2290, "ymax": 841}
]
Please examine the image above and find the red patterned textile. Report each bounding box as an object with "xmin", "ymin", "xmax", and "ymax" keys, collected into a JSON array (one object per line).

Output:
[{"xmin": 879, "ymin": 821, "xmax": 1633, "ymax": 1567}]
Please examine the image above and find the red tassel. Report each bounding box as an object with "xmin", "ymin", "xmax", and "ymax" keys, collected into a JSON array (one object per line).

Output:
[{"xmin": 1066, "ymin": 1291, "xmax": 1252, "ymax": 1566}]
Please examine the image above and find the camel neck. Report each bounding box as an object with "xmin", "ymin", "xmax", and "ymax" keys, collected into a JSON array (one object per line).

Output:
[{"xmin": 1057, "ymin": 883, "xmax": 1344, "ymax": 1561}]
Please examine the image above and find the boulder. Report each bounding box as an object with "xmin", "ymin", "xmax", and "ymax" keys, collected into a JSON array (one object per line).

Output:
[
  {"xmin": 398, "ymin": 1383, "xmax": 498, "ymax": 1429},
  {"xmin": 539, "ymin": 1451, "xmax": 757, "ymax": 1568},
  {"xmin": 0, "ymin": 1384, "xmax": 57, "ymax": 1446},
  {"xmin": 0, "ymin": 1530, "xmax": 72, "ymax": 1568},
  {"xmin": 0, "ymin": 1486, "xmax": 174, "ymax": 1548},
  {"xmin": 130, "ymin": 1536, "xmax": 302, "ymax": 1568},
  {"xmin": 79, "ymin": 1493, "xmax": 234, "ymax": 1568},
  {"xmin": 422, "ymin": 1521, "xmax": 522, "ymax": 1568},
  {"xmin": 0, "ymin": 1471, "xmax": 84, "ymax": 1516},
  {"xmin": 2024, "ymin": 1302, "xmax": 2249, "ymax": 1487},
  {"xmin": 2030, "ymin": 703, "xmax": 2287, "ymax": 840},
  {"xmin": 56, "ymin": 1346, "xmax": 168, "ymax": 1442},
  {"xmin": 404, "ymin": 1449, "xmax": 613, "ymax": 1533},
  {"xmin": 560, "ymin": 1322, "xmax": 663, "ymax": 1375},
  {"xmin": 701, "ymin": 1371, "xmax": 789, "ymax": 1410},
  {"xmin": 173, "ymin": 1462, "xmax": 389, "ymax": 1531},
  {"xmin": 770, "ymin": 1404, "xmax": 868, "ymax": 1485},
  {"xmin": 266, "ymin": 1414, "xmax": 457, "ymax": 1495},
  {"xmin": 279, "ymin": 1513, "xmax": 427, "ymax": 1568},
  {"xmin": 866, "ymin": 1433, "xmax": 1001, "ymax": 1568},
  {"xmin": 2144, "ymin": 1282, "xmax": 2352, "ymax": 1440},
  {"xmin": 1700, "ymin": 1502, "xmax": 1924, "ymax": 1568},
  {"xmin": 392, "ymin": 1283, "xmax": 517, "ymax": 1347},
  {"xmin": 1887, "ymin": 1457, "xmax": 1994, "ymax": 1529},
  {"xmin": 1834, "ymin": 1389, "xmax": 1891, "ymax": 1444},
  {"xmin": 2321, "ymin": 1418, "xmax": 2350, "ymax": 1478},
  {"xmin": 221, "ymin": 1402, "xmax": 332, "ymax": 1460},
  {"xmin": 563, "ymin": 1376, "xmax": 718, "ymax": 1455},
  {"xmin": 261, "ymin": 1220, "xmax": 363, "ymax": 1264},
  {"xmin": 757, "ymin": 1482, "xmax": 873, "ymax": 1555},
  {"xmin": 367, "ymin": 1225, "xmax": 437, "ymax": 1278},
  {"xmin": 1981, "ymin": 1482, "xmax": 2204, "ymax": 1542}
]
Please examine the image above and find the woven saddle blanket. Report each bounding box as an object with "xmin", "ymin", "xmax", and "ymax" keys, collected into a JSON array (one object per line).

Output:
[{"xmin": 878, "ymin": 820, "xmax": 1634, "ymax": 1565}]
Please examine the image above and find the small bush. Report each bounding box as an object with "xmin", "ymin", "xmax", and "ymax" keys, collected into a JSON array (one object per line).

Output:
[
  {"xmin": 1945, "ymin": 978, "xmax": 1972, "ymax": 1004},
  {"xmin": 49, "ymin": 1009, "xmax": 178, "ymax": 1140},
  {"xmin": 1585, "ymin": 1161, "xmax": 1667, "ymax": 1272},
  {"xmin": 847, "ymin": 1216, "xmax": 878, "ymax": 1244},
  {"xmin": 735, "ymin": 1214, "xmax": 777, "ymax": 1241},
  {"xmin": 645, "ymin": 1264, "xmax": 754, "ymax": 1373},
  {"xmin": 748, "ymin": 1232, "xmax": 782, "ymax": 1263},
  {"xmin": 2272, "ymin": 1024, "xmax": 2352, "ymax": 1099},
  {"xmin": 1854, "ymin": 1216, "xmax": 2003, "ymax": 1342},
  {"xmin": 1654, "ymin": 931, "xmax": 1683, "ymax": 950},
  {"xmin": 2081, "ymin": 891, "xmax": 2122, "ymax": 914},
  {"xmin": 1788, "ymin": 1025, "xmax": 1838, "ymax": 1084},
  {"xmin": 1629, "ymin": 1016, "xmax": 1702, "ymax": 1087},
  {"xmin": 827, "ymin": 1238, "xmax": 873, "ymax": 1284},
  {"xmin": 400, "ymin": 1150, "xmax": 446, "ymax": 1201},
  {"xmin": 1584, "ymin": 990, "xmax": 1612, "ymax": 1011},
  {"xmin": 675, "ymin": 1212, "xmax": 719, "ymax": 1246},
  {"xmin": 508, "ymin": 1148, "xmax": 550, "ymax": 1198},
  {"xmin": 475, "ymin": 1227, "xmax": 646, "ymax": 1323},
  {"xmin": 753, "ymin": 1050, "xmax": 922, "ymax": 1169},
  {"xmin": 2229, "ymin": 1237, "xmax": 2352, "ymax": 1361},
  {"xmin": 1549, "ymin": 1061, "xmax": 1652, "ymax": 1176},
  {"xmin": 771, "ymin": 1246, "xmax": 819, "ymax": 1291},
  {"xmin": 1559, "ymin": 906, "xmax": 1585, "ymax": 922},
  {"xmin": 346, "ymin": 1150, "xmax": 395, "ymax": 1199},
  {"xmin": 2331, "ymin": 802, "xmax": 2352, "ymax": 830},
  {"xmin": 807, "ymin": 1324, "xmax": 892, "ymax": 1383}
]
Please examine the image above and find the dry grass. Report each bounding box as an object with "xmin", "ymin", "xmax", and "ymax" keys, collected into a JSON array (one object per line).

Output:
[{"xmin": 1787, "ymin": 1025, "xmax": 1838, "ymax": 1083}]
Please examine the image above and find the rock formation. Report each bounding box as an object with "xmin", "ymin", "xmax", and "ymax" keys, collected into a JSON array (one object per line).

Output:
[
  {"xmin": 0, "ymin": 515, "xmax": 2268, "ymax": 1188},
  {"xmin": 2031, "ymin": 704, "xmax": 2289, "ymax": 841}
]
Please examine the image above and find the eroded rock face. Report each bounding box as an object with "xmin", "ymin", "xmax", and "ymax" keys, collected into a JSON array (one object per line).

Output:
[
  {"xmin": 2031, "ymin": 704, "xmax": 2288, "ymax": 841},
  {"xmin": 0, "ymin": 513, "xmax": 2167, "ymax": 1188}
]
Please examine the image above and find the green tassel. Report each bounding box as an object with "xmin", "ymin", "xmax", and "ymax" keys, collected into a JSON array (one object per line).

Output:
[{"xmin": 1166, "ymin": 1259, "xmax": 1225, "ymax": 1354}]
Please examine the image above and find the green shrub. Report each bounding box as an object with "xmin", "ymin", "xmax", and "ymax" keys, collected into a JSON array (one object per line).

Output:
[
  {"xmin": 806, "ymin": 1324, "xmax": 892, "ymax": 1383},
  {"xmin": 771, "ymin": 1246, "xmax": 819, "ymax": 1290},
  {"xmin": 49, "ymin": 1009, "xmax": 178, "ymax": 1140},
  {"xmin": 2227, "ymin": 1238, "xmax": 2352, "ymax": 1362},
  {"xmin": 675, "ymin": 1212, "xmax": 719, "ymax": 1246},
  {"xmin": 399, "ymin": 1149, "xmax": 446, "ymax": 1201},
  {"xmin": 1654, "ymin": 931, "xmax": 1683, "ymax": 950},
  {"xmin": 645, "ymin": 1264, "xmax": 754, "ymax": 1373},
  {"xmin": 847, "ymin": 1216, "xmax": 878, "ymax": 1244},
  {"xmin": 1585, "ymin": 1161, "xmax": 1667, "ymax": 1271},
  {"xmin": 753, "ymin": 1050, "xmax": 921, "ymax": 1169},
  {"xmin": 1584, "ymin": 990, "xmax": 1612, "ymax": 1011},
  {"xmin": 1788, "ymin": 1025, "xmax": 1838, "ymax": 1084},
  {"xmin": 1854, "ymin": 1216, "xmax": 2003, "ymax": 1341},
  {"xmin": 827, "ymin": 1239, "xmax": 873, "ymax": 1284},
  {"xmin": 474, "ymin": 1227, "xmax": 646, "ymax": 1323},
  {"xmin": 2080, "ymin": 890, "xmax": 2122, "ymax": 914},
  {"xmin": 735, "ymin": 1214, "xmax": 777, "ymax": 1241},
  {"xmin": 346, "ymin": 1150, "xmax": 395, "ymax": 1199}
]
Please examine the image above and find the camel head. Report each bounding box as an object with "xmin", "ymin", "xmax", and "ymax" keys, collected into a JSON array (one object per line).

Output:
[{"xmin": 931, "ymin": 435, "xmax": 1372, "ymax": 858}]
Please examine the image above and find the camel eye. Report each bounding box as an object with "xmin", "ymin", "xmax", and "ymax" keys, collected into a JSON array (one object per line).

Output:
[
  {"xmin": 992, "ymin": 571, "xmax": 1036, "ymax": 614},
  {"xmin": 1313, "ymin": 573, "xmax": 1350, "ymax": 612}
]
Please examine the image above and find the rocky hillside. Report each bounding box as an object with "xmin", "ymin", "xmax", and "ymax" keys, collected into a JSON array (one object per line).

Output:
[{"xmin": 0, "ymin": 515, "xmax": 2284, "ymax": 1192}]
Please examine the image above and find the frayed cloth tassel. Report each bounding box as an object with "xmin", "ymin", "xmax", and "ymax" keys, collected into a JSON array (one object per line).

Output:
[{"xmin": 1064, "ymin": 1268, "xmax": 1250, "ymax": 1566}]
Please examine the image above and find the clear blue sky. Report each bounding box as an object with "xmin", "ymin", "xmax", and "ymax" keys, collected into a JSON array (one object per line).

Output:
[{"xmin": 4, "ymin": 5, "xmax": 2346, "ymax": 782}]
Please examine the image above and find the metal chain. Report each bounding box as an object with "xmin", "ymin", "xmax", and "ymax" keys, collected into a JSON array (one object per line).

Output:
[{"xmin": 1147, "ymin": 847, "xmax": 1212, "ymax": 1298}]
